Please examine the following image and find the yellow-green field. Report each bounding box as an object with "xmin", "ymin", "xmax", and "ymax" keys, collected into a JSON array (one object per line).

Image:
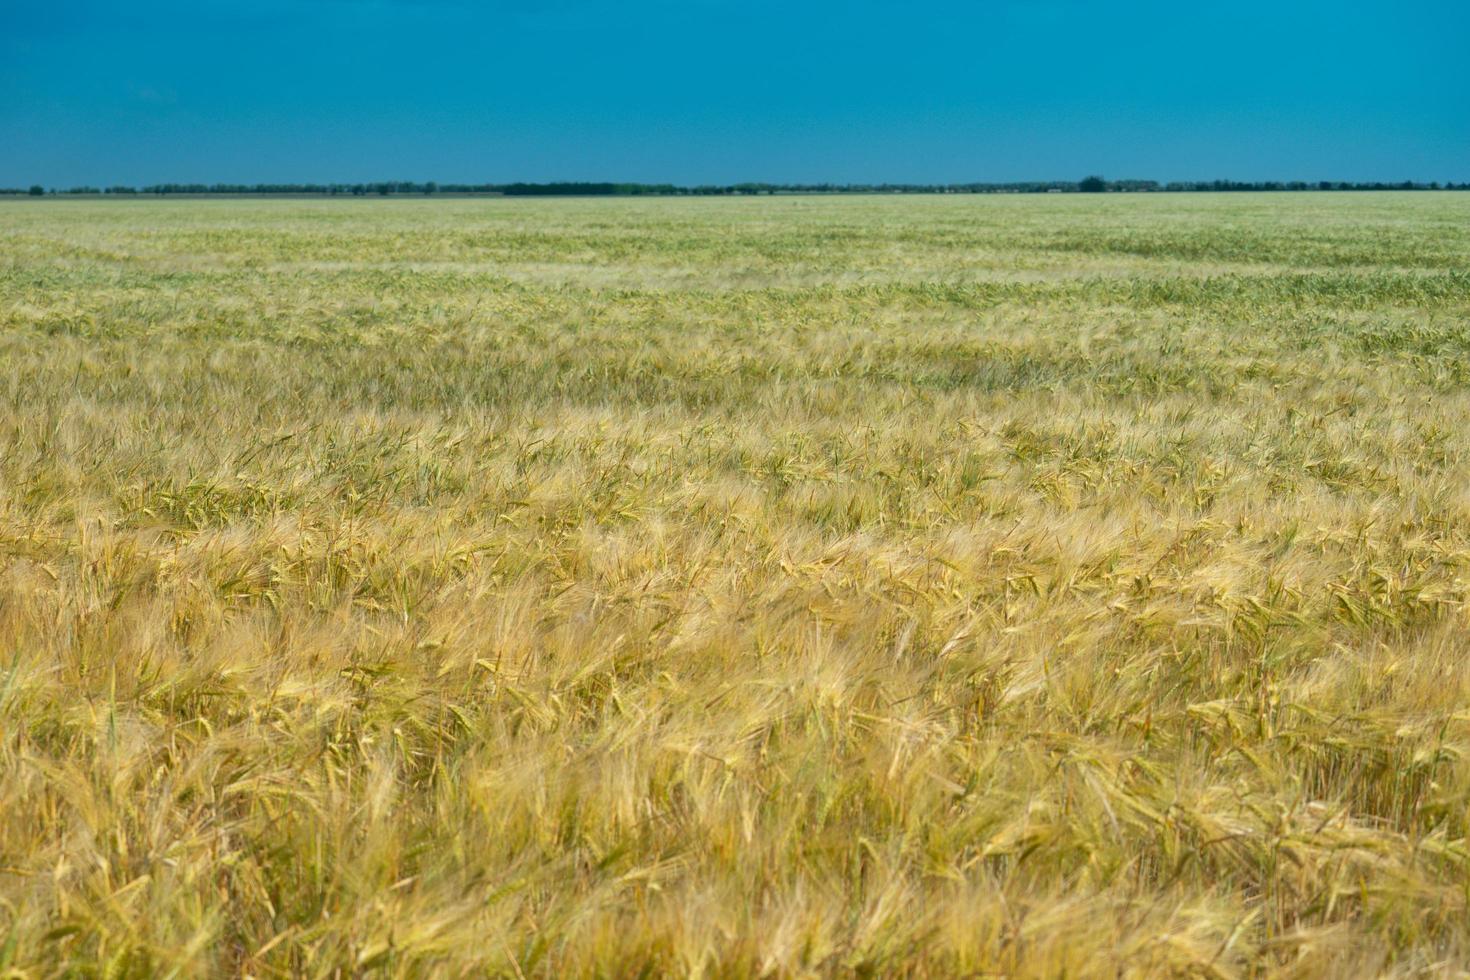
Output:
[{"xmin": 3, "ymin": 193, "xmax": 1470, "ymax": 977}]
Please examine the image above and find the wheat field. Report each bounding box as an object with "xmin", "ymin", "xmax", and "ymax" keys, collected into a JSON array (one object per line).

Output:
[{"xmin": 2, "ymin": 193, "xmax": 1470, "ymax": 977}]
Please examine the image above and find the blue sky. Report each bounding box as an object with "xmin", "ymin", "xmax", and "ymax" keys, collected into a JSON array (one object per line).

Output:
[{"xmin": 3, "ymin": 1, "xmax": 1466, "ymax": 185}]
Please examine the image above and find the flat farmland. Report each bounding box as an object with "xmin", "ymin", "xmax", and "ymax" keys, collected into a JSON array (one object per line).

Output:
[{"xmin": 2, "ymin": 193, "xmax": 1470, "ymax": 976}]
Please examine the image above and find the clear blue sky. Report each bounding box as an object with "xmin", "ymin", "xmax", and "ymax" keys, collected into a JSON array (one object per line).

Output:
[{"xmin": 3, "ymin": 1, "xmax": 1466, "ymax": 186}]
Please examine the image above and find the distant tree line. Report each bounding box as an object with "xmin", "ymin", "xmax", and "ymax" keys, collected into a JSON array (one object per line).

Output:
[
  {"xmin": 3, "ymin": 178, "xmax": 1467, "ymax": 197},
  {"xmin": 1162, "ymin": 180, "xmax": 1458, "ymax": 191},
  {"xmin": 498, "ymin": 182, "xmax": 684, "ymax": 196}
]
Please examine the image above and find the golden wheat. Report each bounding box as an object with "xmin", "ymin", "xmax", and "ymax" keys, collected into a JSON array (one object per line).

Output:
[{"xmin": 1, "ymin": 193, "xmax": 1470, "ymax": 976}]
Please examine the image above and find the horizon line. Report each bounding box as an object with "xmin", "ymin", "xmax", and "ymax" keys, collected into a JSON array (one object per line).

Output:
[{"xmin": 6, "ymin": 177, "xmax": 1470, "ymax": 198}]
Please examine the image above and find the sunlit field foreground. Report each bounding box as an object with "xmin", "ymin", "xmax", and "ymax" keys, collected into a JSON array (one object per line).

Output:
[{"xmin": 3, "ymin": 194, "xmax": 1470, "ymax": 977}]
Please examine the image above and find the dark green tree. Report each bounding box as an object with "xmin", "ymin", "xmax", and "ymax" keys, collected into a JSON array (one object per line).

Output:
[{"xmin": 1078, "ymin": 175, "xmax": 1106, "ymax": 193}]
